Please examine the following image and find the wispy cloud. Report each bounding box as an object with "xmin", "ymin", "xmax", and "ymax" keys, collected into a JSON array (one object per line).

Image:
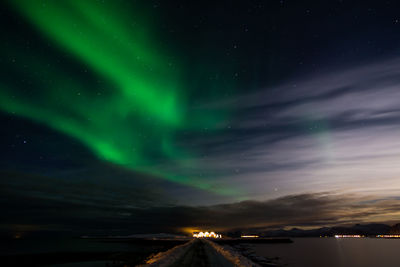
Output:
[
  {"xmin": 123, "ymin": 192, "xmax": 400, "ymax": 232},
  {"xmin": 179, "ymin": 58, "xmax": 400, "ymax": 200},
  {"xmin": 3, "ymin": 180, "xmax": 400, "ymax": 234}
]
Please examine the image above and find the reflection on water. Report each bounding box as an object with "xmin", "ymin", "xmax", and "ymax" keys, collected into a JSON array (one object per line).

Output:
[{"xmin": 253, "ymin": 238, "xmax": 400, "ymax": 267}]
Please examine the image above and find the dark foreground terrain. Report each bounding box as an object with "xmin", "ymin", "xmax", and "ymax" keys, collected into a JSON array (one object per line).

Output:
[{"xmin": 0, "ymin": 238, "xmax": 187, "ymax": 266}]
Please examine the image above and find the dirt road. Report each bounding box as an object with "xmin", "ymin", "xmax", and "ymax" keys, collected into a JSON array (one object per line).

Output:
[{"xmin": 170, "ymin": 239, "xmax": 235, "ymax": 267}]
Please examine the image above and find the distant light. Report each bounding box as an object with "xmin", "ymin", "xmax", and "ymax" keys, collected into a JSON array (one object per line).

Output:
[
  {"xmin": 335, "ymin": 235, "xmax": 363, "ymax": 238},
  {"xmin": 192, "ymin": 231, "xmax": 221, "ymax": 238},
  {"xmin": 241, "ymin": 235, "xmax": 259, "ymax": 238},
  {"xmin": 376, "ymin": 235, "xmax": 400, "ymax": 238}
]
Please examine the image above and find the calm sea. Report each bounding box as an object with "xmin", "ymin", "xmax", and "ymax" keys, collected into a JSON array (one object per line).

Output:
[
  {"xmin": 0, "ymin": 238, "xmax": 167, "ymax": 266},
  {"xmin": 253, "ymin": 237, "xmax": 400, "ymax": 267},
  {"xmin": 0, "ymin": 237, "xmax": 140, "ymax": 255}
]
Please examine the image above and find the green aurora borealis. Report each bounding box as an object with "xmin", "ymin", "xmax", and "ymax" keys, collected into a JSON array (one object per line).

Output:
[
  {"xmin": 1, "ymin": 1, "xmax": 234, "ymax": 193},
  {"xmin": 5, "ymin": 0, "xmax": 400, "ymax": 238}
]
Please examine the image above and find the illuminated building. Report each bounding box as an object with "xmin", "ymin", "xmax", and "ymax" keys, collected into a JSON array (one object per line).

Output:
[{"xmin": 192, "ymin": 231, "xmax": 222, "ymax": 238}]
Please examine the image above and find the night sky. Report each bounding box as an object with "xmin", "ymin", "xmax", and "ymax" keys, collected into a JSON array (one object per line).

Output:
[{"xmin": 2, "ymin": 0, "xmax": 400, "ymax": 237}]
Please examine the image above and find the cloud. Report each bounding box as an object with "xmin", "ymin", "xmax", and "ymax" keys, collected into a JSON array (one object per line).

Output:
[
  {"xmin": 2, "ymin": 169, "xmax": 400, "ymax": 235},
  {"xmin": 0, "ymin": 167, "xmax": 236, "ymax": 236},
  {"xmin": 126, "ymin": 192, "xmax": 400, "ymax": 232},
  {"xmin": 175, "ymin": 58, "xmax": 400, "ymax": 200}
]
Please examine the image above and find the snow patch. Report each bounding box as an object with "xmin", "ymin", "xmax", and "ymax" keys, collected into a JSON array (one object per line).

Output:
[
  {"xmin": 138, "ymin": 239, "xmax": 194, "ymax": 267},
  {"xmin": 204, "ymin": 239, "xmax": 261, "ymax": 267}
]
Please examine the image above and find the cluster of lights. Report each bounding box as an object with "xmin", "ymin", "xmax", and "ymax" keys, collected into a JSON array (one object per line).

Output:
[
  {"xmin": 193, "ymin": 232, "xmax": 222, "ymax": 238},
  {"xmin": 335, "ymin": 235, "xmax": 363, "ymax": 238},
  {"xmin": 377, "ymin": 235, "xmax": 400, "ymax": 238},
  {"xmin": 241, "ymin": 235, "xmax": 259, "ymax": 238}
]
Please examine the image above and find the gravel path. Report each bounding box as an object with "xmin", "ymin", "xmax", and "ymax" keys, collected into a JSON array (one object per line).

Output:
[{"xmin": 170, "ymin": 239, "xmax": 235, "ymax": 267}]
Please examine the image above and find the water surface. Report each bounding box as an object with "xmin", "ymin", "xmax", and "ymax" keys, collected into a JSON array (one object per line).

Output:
[{"xmin": 253, "ymin": 238, "xmax": 400, "ymax": 267}]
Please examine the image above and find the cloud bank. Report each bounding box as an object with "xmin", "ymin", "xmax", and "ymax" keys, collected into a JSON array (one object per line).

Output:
[{"xmin": 181, "ymin": 58, "xmax": 400, "ymax": 201}]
